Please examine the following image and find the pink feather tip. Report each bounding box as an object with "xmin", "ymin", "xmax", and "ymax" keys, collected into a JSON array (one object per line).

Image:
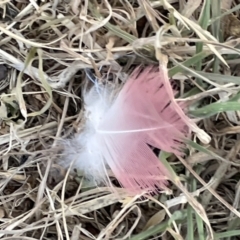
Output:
[{"xmin": 61, "ymin": 65, "xmax": 191, "ymax": 195}]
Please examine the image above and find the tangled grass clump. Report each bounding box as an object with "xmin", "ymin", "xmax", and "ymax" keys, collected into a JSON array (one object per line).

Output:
[{"xmin": 0, "ymin": 0, "xmax": 240, "ymax": 239}]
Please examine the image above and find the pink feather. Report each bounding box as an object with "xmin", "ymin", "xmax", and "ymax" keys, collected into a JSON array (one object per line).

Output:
[{"xmin": 61, "ymin": 65, "xmax": 190, "ymax": 194}]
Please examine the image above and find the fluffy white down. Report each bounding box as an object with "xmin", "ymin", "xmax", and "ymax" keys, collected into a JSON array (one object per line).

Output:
[{"xmin": 60, "ymin": 83, "xmax": 116, "ymax": 184}]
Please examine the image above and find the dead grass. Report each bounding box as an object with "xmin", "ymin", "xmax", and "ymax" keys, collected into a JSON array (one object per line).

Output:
[{"xmin": 1, "ymin": 0, "xmax": 240, "ymax": 239}]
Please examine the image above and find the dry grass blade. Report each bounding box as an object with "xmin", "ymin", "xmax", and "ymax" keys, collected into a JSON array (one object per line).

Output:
[{"xmin": 161, "ymin": 0, "xmax": 228, "ymax": 66}]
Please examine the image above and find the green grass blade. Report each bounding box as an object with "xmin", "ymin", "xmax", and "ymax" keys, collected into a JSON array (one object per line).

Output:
[
  {"xmin": 211, "ymin": 0, "xmax": 221, "ymax": 73},
  {"xmin": 192, "ymin": 71, "xmax": 240, "ymax": 84},
  {"xmin": 209, "ymin": 4, "xmax": 240, "ymax": 25},
  {"xmin": 187, "ymin": 204, "xmax": 194, "ymax": 240},
  {"xmin": 129, "ymin": 210, "xmax": 187, "ymax": 240},
  {"xmin": 186, "ymin": 140, "xmax": 226, "ymax": 163},
  {"xmin": 194, "ymin": 167, "xmax": 205, "ymax": 240},
  {"xmin": 168, "ymin": 51, "xmax": 210, "ymax": 77},
  {"xmin": 195, "ymin": 0, "xmax": 211, "ymax": 85},
  {"xmin": 215, "ymin": 230, "xmax": 240, "ymax": 239},
  {"xmin": 128, "ymin": 221, "xmax": 169, "ymax": 240},
  {"xmin": 189, "ymin": 101, "xmax": 240, "ymax": 118}
]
